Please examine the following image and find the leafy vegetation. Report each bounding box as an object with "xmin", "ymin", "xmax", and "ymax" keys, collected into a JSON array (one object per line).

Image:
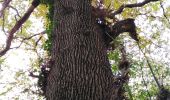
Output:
[
  {"xmin": 39, "ymin": 0, "xmax": 54, "ymax": 53},
  {"xmin": 0, "ymin": 0, "xmax": 170, "ymax": 99}
]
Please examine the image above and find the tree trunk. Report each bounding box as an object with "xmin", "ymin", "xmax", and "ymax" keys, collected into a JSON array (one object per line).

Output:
[{"xmin": 46, "ymin": 0, "xmax": 115, "ymax": 99}]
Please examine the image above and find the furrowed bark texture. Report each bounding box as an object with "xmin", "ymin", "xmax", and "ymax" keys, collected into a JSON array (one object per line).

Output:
[{"xmin": 46, "ymin": 0, "xmax": 115, "ymax": 100}]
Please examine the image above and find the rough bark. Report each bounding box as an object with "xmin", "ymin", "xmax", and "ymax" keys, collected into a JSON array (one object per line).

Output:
[{"xmin": 46, "ymin": 0, "xmax": 115, "ymax": 100}]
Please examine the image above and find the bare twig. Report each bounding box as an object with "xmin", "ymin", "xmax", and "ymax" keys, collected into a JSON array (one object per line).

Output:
[
  {"xmin": 35, "ymin": 36, "xmax": 43, "ymax": 47},
  {"xmin": 160, "ymin": 2, "xmax": 170, "ymax": 25},
  {"xmin": 145, "ymin": 56, "xmax": 161, "ymax": 89},
  {"xmin": 108, "ymin": 0, "xmax": 160, "ymax": 18},
  {"xmin": 0, "ymin": 0, "xmax": 40, "ymax": 57},
  {"xmin": 10, "ymin": 31, "xmax": 46, "ymax": 49},
  {"xmin": 140, "ymin": 64, "xmax": 152, "ymax": 100},
  {"xmin": 137, "ymin": 43, "xmax": 161, "ymax": 89},
  {"xmin": 8, "ymin": 5, "xmax": 21, "ymax": 18}
]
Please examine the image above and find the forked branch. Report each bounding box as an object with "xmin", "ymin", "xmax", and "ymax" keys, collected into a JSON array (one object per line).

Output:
[
  {"xmin": 10, "ymin": 31, "xmax": 46, "ymax": 49},
  {"xmin": 0, "ymin": 0, "xmax": 40, "ymax": 57}
]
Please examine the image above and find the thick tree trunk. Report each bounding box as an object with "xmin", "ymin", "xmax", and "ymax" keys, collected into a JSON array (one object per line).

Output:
[{"xmin": 46, "ymin": 0, "xmax": 115, "ymax": 99}]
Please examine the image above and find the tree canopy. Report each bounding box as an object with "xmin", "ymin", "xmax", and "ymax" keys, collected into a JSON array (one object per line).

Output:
[{"xmin": 0, "ymin": 0, "xmax": 170, "ymax": 99}]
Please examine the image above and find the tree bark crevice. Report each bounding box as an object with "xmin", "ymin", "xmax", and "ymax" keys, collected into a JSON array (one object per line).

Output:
[{"xmin": 46, "ymin": 0, "xmax": 115, "ymax": 100}]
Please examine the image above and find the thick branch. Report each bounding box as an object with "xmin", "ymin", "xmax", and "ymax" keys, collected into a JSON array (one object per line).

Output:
[
  {"xmin": 103, "ymin": 18, "xmax": 138, "ymax": 46},
  {"xmin": 0, "ymin": 0, "xmax": 40, "ymax": 57},
  {"xmin": 108, "ymin": 0, "xmax": 159, "ymax": 18}
]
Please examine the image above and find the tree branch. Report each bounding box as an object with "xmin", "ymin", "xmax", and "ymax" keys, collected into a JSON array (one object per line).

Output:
[
  {"xmin": 108, "ymin": 0, "xmax": 160, "ymax": 18},
  {"xmin": 10, "ymin": 31, "xmax": 46, "ymax": 49},
  {"xmin": 160, "ymin": 1, "xmax": 170, "ymax": 25},
  {"xmin": 137, "ymin": 44, "xmax": 162, "ymax": 89},
  {"xmin": 0, "ymin": 0, "xmax": 12, "ymax": 18},
  {"xmin": 103, "ymin": 18, "xmax": 139, "ymax": 47},
  {"xmin": 8, "ymin": 5, "xmax": 21, "ymax": 18},
  {"xmin": 0, "ymin": 0, "xmax": 40, "ymax": 57},
  {"xmin": 140, "ymin": 64, "xmax": 152, "ymax": 99}
]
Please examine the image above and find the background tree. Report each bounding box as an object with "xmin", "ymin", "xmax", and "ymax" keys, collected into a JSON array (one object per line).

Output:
[{"xmin": 0, "ymin": 0, "xmax": 170, "ymax": 99}]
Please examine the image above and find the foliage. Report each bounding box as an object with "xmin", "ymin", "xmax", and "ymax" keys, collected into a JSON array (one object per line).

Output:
[
  {"xmin": 38, "ymin": 0, "xmax": 54, "ymax": 54},
  {"xmin": 0, "ymin": 0, "xmax": 170, "ymax": 99}
]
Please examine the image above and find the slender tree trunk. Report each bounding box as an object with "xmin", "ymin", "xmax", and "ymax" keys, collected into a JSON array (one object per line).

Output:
[{"xmin": 46, "ymin": 0, "xmax": 115, "ymax": 99}]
